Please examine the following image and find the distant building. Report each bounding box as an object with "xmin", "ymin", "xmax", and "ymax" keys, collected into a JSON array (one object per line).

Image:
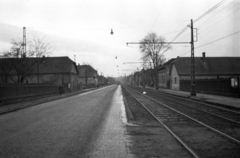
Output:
[
  {"xmin": 138, "ymin": 68, "xmax": 154, "ymax": 87},
  {"xmin": 158, "ymin": 58, "xmax": 176, "ymax": 89},
  {"xmin": 133, "ymin": 71, "xmax": 140, "ymax": 86},
  {"xmin": 0, "ymin": 56, "xmax": 79, "ymax": 91},
  {"xmin": 98, "ymin": 75, "xmax": 107, "ymax": 86},
  {"xmin": 169, "ymin": 53, "xmax": 240, "ymax": 97},
  {"xmin": 77, "ymin": 64, "xmax": 98, "ymax": 88}
]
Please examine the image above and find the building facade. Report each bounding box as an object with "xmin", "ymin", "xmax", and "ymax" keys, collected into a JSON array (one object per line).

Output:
[{"xmin": 169, "ymin": 53, "xmax": 240, "ymax": 97}]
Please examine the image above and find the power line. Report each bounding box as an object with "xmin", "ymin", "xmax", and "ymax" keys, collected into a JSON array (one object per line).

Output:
[
  {"xmin": 197, "ymin": 0, "xmax": 235, "ymax": 29},
  {"xmin": 199, "ymin": 4, "xmax": 240, "ymax": 34},
  {"xmin": 149, "ymin": 0, "xmax": 167, "ymax": 32},
  {"xmin": 179, "ymin": 29, "xmax": 240, "ymax": 56},
  {"xmin": 168, "ymin": 0, "xmax": 230, "ymax": 51},
  {"xmin": 196, "ymin": 30, "xmax": 240, "ymax": 49},
  {"xmin": 194, "ymin": 0, "xmax": 227, "ymax": 23},
  {"xmin": 170, "ymin": 26, "xmax": 189, "ymax": 42}
]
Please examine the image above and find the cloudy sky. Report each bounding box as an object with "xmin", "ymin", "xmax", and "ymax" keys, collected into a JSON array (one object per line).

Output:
[{"xmin": 0, "ymin": 0, "xmax": 239, "ymax": 77}]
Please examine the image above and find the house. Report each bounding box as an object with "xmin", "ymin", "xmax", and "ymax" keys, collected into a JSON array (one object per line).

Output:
[
  {"xmin": 138, "ymin": 69, "xmax": 145, "ymax": 87},
  {"xmin": 133, "ymin": 71, "xmax": 140, "ymax": 86},
  {"xmin": 158, "ymin": 58, "xmax": 176, "ymax": 89},
  {"xmin": 138, "ymin": 68, "xmax": 155, "ymax": 87},
  {"xmin": 77, "ymin": 64, "xmax": 98, "ymax": 88},
  {"xmin": 98, "ymin": 75, "xmax": 107, "ymax": 86},
  {"xmin": 0, "ymin": 56, "xmax": 79, "ymax": 91},
  {"xmin": 169, "ymin": 53, "xmax": 240, "ymax": 97},
  {"xmin": 126, "ymin": 74, "xmax": 134, "ymax": 85}
]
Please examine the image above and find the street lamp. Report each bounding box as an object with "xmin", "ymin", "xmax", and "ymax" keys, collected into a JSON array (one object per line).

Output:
[{"xmin": 110, "ymin": 28, "xmax": 114, "ymax": 35}]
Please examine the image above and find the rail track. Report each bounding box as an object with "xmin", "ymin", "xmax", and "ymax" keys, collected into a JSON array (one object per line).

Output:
[
  {"xmin": 130, "ymin": 86, "xmax": 240, "ymax": 141},
  {"xmin": 122, "ymin": 85, "xmax": 240, "ymax": 158}
]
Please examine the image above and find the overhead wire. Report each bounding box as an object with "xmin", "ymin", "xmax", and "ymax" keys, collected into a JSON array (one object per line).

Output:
[
  {"xmin": 169, "ymin": 0, "xmax": 228, "ymax": 44},
  {"xmin": 196, "ymin": 30, "xmax": 240, "ymax": 49},
  {"xmin": 149, "ymin": 0, "xmax": 168, "ymax": 32},
  {"xmin": 197, "ymin": 0, "xmax": 235, "ymax": 29},
  {"xmin": 178, "ymin": 29, "xmax": 240, "ymax": 57},
  {"xmin": 167, "ymin": 0, "xmax": 230, "ymax": 53},
  {"xmin": 193, "ymin": 0, "xmax": 227, "ymax": 23},
  {"xmin": 199, "ymin": 5, "xmax": 240, "ymax": 34}
]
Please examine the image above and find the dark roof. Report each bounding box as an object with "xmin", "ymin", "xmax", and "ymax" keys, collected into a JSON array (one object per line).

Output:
[
  {"xmin": 0, "ymin": 56, "xmax": 78, "ymax": 74},
  {"xmin": 172, "ymin": 57, "xmax": 240, "ymax": 76},
  {"xmin": 77, "ymin": 65, "xmax": 97, "ymax": 77},
  {"xmin": 158, "ymin": 58, "xmax": 176, "ymax": 70},
  {"xmin": 39, "ymin": 57, "xmax": 78, "ymax": 74},
  {"xmin": 134, "ymin": 71, "xmax": 140, "ymax": 76},
  {"xmin": 77, "ymin": 65, "xmax": 97, "ymax": 72}
]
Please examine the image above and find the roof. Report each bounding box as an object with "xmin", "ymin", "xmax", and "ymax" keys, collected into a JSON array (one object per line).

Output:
[
  {"xmin": 77, "ymin": 65, "xmax": 97, "ymax": 77},
  {"xmin": 158, "ymin": 58, "xmax": 176, "ymax": 70},
  {"xmin": 0, "ymin": 56, "xmax": 78, "ymax": 75},
  {"xmin": 77, "ymin": 65, "xmax": 97, "ymax": 72},
  {"xmin": 171, "ymin": 57, "xmax": 240, "ymax": 76}
]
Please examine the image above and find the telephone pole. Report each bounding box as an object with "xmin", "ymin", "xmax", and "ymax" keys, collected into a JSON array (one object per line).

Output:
[{"xmin": 190, "ymin": 19, "xmax": 196, "ymax": 96}]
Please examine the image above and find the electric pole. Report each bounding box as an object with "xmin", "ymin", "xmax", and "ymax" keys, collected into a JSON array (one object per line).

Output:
[
  {"xmin": 23, "ymin": 27, "xmax": 26, "ymax": 58},
  {"xmin": 126, "ymin": 19, "xmax": 197, "ymax": 95},
  {"xmin": 190, "ymin": 19, "xmax": 196, "ymax": 96}
]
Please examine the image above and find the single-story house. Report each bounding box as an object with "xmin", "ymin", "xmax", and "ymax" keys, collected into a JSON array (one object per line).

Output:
[
  {"xmin": 169, "ymin": 52, "xmax": 240, "ymax": 97},
  {"xmin": 0, "ymin": 56, "xmax": 79, "ymax": 91}
]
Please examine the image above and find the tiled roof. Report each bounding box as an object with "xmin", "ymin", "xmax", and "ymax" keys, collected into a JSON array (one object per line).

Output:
[{"xmin": 172, "ymin": 57, "xmax": 240, "ymax": 76}]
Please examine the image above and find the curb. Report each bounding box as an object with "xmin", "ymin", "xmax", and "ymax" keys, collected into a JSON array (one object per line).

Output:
[{"xmin": 121, "ymin": 87, "xmax": 135, "ymax": 121}]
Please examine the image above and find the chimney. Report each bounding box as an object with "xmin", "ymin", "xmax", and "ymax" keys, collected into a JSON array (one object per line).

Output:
[{"xmin": 202, "ymin": 52, "xmax": 206, "ymax": 58}]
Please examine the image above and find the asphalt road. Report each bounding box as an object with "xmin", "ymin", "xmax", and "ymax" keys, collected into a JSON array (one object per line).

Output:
[{"xmin": 0, "ymin": 85, "xmax": 129, "ymax": 158}]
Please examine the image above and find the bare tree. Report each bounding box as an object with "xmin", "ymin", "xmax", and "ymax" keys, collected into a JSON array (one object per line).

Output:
[
  {"xmin": 139, "ymin": 32, "xmax": 171, "ymax": 89},
  {"xmin": 28, "ymin": 33, "xmax": 52, "ymax": 57},
  {"xmin": 0, "ymin": 34, "xmax": 52, "ymax": 83}
]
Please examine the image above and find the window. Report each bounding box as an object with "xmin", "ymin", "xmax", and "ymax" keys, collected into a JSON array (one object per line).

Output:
[
  {"xmin": 174, "ymin": 77, "xmax": 177, "ymax": 84},
  {"xmin": 231, "ymin": 77, "xmax": 238, "ymax": 88}
]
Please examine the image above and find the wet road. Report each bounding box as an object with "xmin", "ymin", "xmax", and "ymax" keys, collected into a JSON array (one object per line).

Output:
[{"xmin": 0, "ymin": 85, "xmax": 131, "ymax": 158}]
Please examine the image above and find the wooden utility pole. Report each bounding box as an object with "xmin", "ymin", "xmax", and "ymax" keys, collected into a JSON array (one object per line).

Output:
[{"xmin": 190, "ymin": 19, "xmax": 196, "ymax": 96}]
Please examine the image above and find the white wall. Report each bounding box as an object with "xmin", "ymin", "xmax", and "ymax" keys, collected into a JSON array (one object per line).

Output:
[{"xmin": 170, "ymin": 64, "xmax": 180, "ymax": 90}]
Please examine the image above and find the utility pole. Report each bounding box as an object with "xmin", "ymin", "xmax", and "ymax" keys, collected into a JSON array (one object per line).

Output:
[
  {"xmin": 126, "ymin": 19, "xmax": 196, "ymax": 94},
  {"xmin": 190, "ymin": 19, "xmax": 196, "ymax": 96},
  {"xmin": 23, "ymin": 27, "xmax": 26, "ymax": 58}
]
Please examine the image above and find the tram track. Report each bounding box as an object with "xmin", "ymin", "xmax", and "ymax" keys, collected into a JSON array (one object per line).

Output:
[
  {"xmin": 130, "ymin": 86, "xmax": 240, "ymax": 142},
  {"xmin": 123, "ymin": 85, "xmax": 240, "ymax": 158}
]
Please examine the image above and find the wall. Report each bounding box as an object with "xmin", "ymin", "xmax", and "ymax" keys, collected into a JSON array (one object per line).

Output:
[
  {"xmin": 170, "ymin": 64, "xmax": 180, "ymax": 90},
  {"xmin": 0, "ymin": 84, "xmax": 58, "ymax": 100},
  {"xmin": 180, "ymin": 78, "xmax": 240, "ymax": 97},
  {"xmin": 158, "ymin": 69, "xmax": 166, "ymax": 88}
]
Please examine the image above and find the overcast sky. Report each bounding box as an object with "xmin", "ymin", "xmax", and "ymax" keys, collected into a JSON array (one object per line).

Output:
[{"xmin": 0, "ymin": 0, "xmax": 239, "ymax": 77}]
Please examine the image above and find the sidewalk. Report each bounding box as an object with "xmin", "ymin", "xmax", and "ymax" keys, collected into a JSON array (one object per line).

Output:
[
  {"xmin": 143, "ymin": 86, "xmax": 240, "ymax": 109},
  {"xmin": 0, "ymin": 88, "xmax": 96, "ymax": 115}
]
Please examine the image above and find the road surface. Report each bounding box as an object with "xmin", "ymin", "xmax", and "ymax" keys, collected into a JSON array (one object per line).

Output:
[{"xmin": 0, "ymin": 85, "xmax": 132, "ymax": 158}]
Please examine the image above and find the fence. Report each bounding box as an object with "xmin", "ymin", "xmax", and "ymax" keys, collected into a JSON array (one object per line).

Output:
[
  {"xmin": 0, "ymin": 84, "xmax": 58, "ymax": 100},
  {"xmin": 180, "ymin": 78, "xmax": 239, "ymax": 97}
]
